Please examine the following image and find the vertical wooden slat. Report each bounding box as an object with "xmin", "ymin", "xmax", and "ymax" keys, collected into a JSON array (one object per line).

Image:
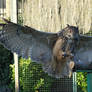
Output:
[
  {"xmin": 10, "ymin": 0, "xmax": 19, "ymax": 92},
  {"xmin": 6, "ymin": 0, "xmax": 10, "ymax": 18},
  {"xmin": 0, "ymin": 0, "xmax": 3, "ymax": 17},
  {"xmin": 10, "ymin": 0, "xmax": 18, "ymax": 22}
]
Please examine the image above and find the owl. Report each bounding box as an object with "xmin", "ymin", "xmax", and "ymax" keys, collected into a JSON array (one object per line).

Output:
[{"xmin": 0, "ymin": 18, "xmax": 92, "ymax": 78}]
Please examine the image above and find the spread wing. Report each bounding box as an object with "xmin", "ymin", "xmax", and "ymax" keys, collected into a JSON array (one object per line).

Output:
[
  {"xmin": 0, "ymin": 18, "xmax": 58, "ymax": 64},
  {"xmin": 0, "ymin": 19, "xmax": 77, "ymax": 78},
  {"xmin": 74, "ymin": 34, "xmax": 92, "ymax": 69}
]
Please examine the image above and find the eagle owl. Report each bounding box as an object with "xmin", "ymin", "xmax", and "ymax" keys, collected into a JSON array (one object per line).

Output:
[{"xmin": 0, "ymin": 18, "xmax": 92, "ymax": 78}]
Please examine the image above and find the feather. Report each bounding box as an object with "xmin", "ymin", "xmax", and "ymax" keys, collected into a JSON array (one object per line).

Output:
[{"xmin": 74, "ymin": 35, "xmax": 92, "ymax": 70}]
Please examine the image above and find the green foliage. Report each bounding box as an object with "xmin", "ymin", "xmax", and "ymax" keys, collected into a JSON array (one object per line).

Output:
[
  {"xmin": 0, "ymin": 45, "xmax": 13, "ymax": 85},
  {"xmin": 9, "ymin": 64, "xmax": 15, "ymax": 91},
  {"xmin": 0, "ymin": 19, "xmax": 13, "ymax": 91},
  {"xmin": 10, "ymin": 58, "xmax": 54, "ymax": 92},
  {"xmin": 18, "ymin": 14, "xmax": 23, "ymax": 25},
  {"xmin": 77, "ymin": 72, "xmax": 87, "ymax": 92}
]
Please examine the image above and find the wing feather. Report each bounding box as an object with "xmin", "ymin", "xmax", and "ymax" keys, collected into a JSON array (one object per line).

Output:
[
  {"xmin": 0, "ymin": 19, "xmax": 58, "ymax": 64},
  {"xmin": 0, "ymin": 18, "xmax": 77, "ymax": 78},
  {"xmin": 74, "ymin": 35, "xmax": 92, "ymax": 69}
]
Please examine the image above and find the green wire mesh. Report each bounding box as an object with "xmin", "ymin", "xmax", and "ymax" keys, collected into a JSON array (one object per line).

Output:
[{"xmin": 19, "ymin": 58, "xmax": 74, "ymax": 92}]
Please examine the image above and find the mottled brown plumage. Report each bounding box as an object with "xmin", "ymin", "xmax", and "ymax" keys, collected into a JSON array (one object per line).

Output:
[{"xmin": 48, "ymin": 37, "xmax": 74, "ymax": 77}]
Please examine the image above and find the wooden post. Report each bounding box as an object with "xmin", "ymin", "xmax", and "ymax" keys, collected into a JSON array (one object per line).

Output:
[
  {"xmin": 10, "ymin": 0, "xmax": 18, "ymax": 22},
  {"xmin": 6, "ymin": 0, "xmax": 10, "ymax": 18},
  {"xmin": 10, "ymin": 0, "xmax": 19, "ymax": 92}
]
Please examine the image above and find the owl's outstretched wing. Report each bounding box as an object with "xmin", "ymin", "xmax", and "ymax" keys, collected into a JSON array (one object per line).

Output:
[
  {"xmin": 0, "ymin": 19, "xmax": 78, "ymax": 78},
  {"xmin": 74, "ymin": 35, "xmax": 92, "ymax": 69},
  {"xmin": 0, "ymin": 18, "xmax": 58, "ymax": 64}
]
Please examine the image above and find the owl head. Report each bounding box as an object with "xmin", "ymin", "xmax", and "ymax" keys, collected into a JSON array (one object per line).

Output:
[{"xmin": 58, "ymin": 24, "xmax": 80, "ymax": 41}]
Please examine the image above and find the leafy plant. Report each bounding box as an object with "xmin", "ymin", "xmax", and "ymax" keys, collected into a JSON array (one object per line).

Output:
[
  {"xmin": 0, "ymin": 45, "xmax": 13, "ymax": 92},
  {"xmin": 77, "ymin": 72, "xmax": 87, "ymax": 92},
  {"xmin": 10, "ymin": 58, "xmax": 54, "ymax": 92}
]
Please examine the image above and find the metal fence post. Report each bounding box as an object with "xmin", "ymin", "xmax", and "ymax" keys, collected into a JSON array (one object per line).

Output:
[
  {"xmin": 73, "ymin": 72, "xmax": 77, "ymax": 92},
  {"xmin": 10, "ymin": 0, "xmax": 19, "ymax": 92},
  {"xmin": 87, "ymin": 73, "xmax": 92, "ymax": 92}
]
